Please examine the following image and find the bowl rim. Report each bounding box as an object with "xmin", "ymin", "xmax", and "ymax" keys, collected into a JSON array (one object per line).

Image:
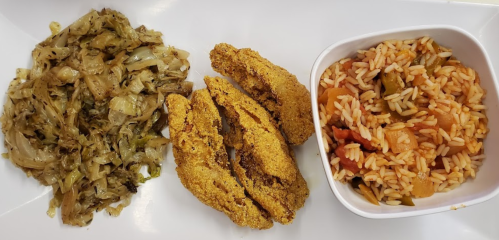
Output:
[{"xmin": 310, "ymin": 24, "xmax": 499, "ymax": 219}]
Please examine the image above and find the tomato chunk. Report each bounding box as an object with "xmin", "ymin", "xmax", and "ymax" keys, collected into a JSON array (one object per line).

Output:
[
  {"xmin": 332, "ymin": 126, "xmax": 375, "ymax": 151},
  {"xmin": 342, "ymin": 60, "xmax": 354, "ymax": 70},
  {"xmin": 446, "ymin": 145, "xmax": 467, "ymax": 156},
  {"xmin": 335, "ymin": 143, "xmax": 360, "ymax": 174},
  {"xmin": 430, "ymin": 156, "xmax": 445, "ymax": 170},
  {"xmin": 332, "ymin": 126, "xmax": 350, "ymax": 139}
]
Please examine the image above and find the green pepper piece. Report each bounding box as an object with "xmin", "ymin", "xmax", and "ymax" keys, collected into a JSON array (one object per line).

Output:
[
  {"xmin": 380, "ymin": 70, "xmax": 401, "ymax": 96},
  {"xmin": 400, "ymin": 195, "xmax": 415, "ymax": 206},
  {"xmin": 351, "ymin": 177, "xmax": 364, "ymax": 189},
  {"xmin": 130, "ymin": 134, "xmax": 156, "ymax": 150},
  {"xmin": 426, "ymin": 57, "xmax": 448, "ymax": 76},
  {"xmin": 431, "ymin": 41, "xmax": 440, "ymax": 53},
  {"xmin": 359, "ymin": 184, "xmax": 380, "ymax": 206},
  {"xmin": 411, "ymin": 54, "xmax": 422, "ymax": 66},
  {"xmin": 425, "ymin": 41, "xmax": 448, "ymax": 75}
]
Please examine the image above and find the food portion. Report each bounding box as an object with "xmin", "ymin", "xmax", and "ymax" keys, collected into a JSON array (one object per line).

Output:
[
  {"xmin": 166, "ymin": 89, "xmax": 273, "ymax": 229},
  {"xmin": 210, "ymin": 43, "xmax": 314, "ymax": 145},
  {"xmin": 0, "ymin": 9, "xmax": 192, "ymax": 226},
  {"xmin": 318, "ymin": 37, "xmax": 488, "ymax": 206},
  {"xmin": 165, "ymin": 42, "xmax": 313, "ymax": 228},
  {"xmin": 204, "ymin": 76, "xmax": 309, "ymax": 224}
]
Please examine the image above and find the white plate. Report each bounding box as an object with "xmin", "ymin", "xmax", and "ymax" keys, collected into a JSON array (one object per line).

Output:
[{"xmin": 0, "ymin": 0, "xmax": 498, "ymax": 239}]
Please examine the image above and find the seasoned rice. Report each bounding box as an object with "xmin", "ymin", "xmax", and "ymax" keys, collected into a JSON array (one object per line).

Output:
[{"xmin": 318, "ymin": 37, "xmax": 488, "ymax": 206}]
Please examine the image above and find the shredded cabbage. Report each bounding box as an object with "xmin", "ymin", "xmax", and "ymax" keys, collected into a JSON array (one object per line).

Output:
[{"xmin": 0, "ymin": 8, "xmax": 192, "ymax": 226}]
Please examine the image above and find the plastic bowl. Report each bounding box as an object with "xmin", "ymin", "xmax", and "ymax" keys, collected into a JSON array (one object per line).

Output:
[{"xmin": 310, "ymin": 25, "xmax": 499, "ymax": 218}]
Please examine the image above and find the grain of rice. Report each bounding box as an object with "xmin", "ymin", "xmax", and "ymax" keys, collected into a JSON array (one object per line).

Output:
[
  {"xmin": 427, "ymin": 54, "xmax": 438, "ymax": 66},
  {"xmin": 458, "ymin": 72, "xmax": 472, "ymax": 81},
  {"xmin": 342, "ymin": 109, "xmax": 353, "ymax": 123},
  {"xmin": 322, "ymin": 137, "xmax": 330, "ymax": 153},
  {"xmin": 457, "ymin": 153, "xmax": 467, "ymax": 168},
  {"xmin": 324, "ymin": 78, "xmax": 335, "ymax": 86},
  {"xmin": 470, "ymin": 111, "xmax": 487, "ymax": 119},
  {"xmin": 320, "ymin": 81, "xmax": 328, "ymax": 88},
  {"xmin": 448, "ymin": 172, "xmax": 463, "ymax": 178},
  {"xmin": 333, "ymin": 101, "xmax": 343, "ymax": 111},
  {"xmin": 354, "ymin": 148, "xmax": 361, "ymax": 162},
  {"xmin": 395, "ymin": 131, "xmax": 412, "ymax": 144},
  {"xmin": 339, "ymin": 58, "xmax": 351, "ymax": 64},
  {"xmin": 353, "ymin": 62, "xmax": 369, "ymax": 68},
  {"xmin": 420, "ymin": 36, "xmax": 430, "ymax": 45},
  {"xmin": 448, "ymin": 141, "xmax": 465, "ymax": 147},
  {"xmin": 356, "ymin": 68, "xmax": 368, "ymax": 80},
  {"xmin": 422, "ymin": 118, "xmax": 438, "ymax": 126},
  {"xmin": 420, "ymin": 156, "xmax": 428, "ymax": 173},
  {"xmin": 384, "ymin": 199, "xmax": 402, "ymax": 206},
  {"xmin": 410, "ymin": 89, "xmax": 419, "ymax": 103},
  {"xmin": 436, "ymin": 144, "xmax": 446, "ymax": 156},
  {"xmin": 470, "ymin": 168, "xmax": 476, "ymax": 178},
  {"xmin": 407, "ymin": 119, "xmax": 423, "ymax": 125},
  {"xmin": 385, "ymin": 94, "xmax": 401, "ymax": 102},
  {"xmin": 387, "ymin": 122, "xmax": 406, "ymax": 130},
  {"xmin": 367, "ymin": 69, "xmax": 382, "ymax": 79},
  {"xmin": 438, "ymin": 52, "xmax": 452, "ymax": 58},
  {"xmin": 346, "ymin": 76, "xmax": 359, "ymax": 85},
  {"xmin": 451, "ymin": 155, "xmax": 461, "ymax": 169},
  {"xmin": 430, "ymin": 177, "xmax": 443, "ymax": 184},
  {"xmin": 470, "ymin": 154, "xmax": 486, "ymax": 160},
  {"xmin": 345, "ymin": 82, "xmax": 358, "ymax": 95},
  {"xmin": 420, "ymin": 129, "xmax": 437, "ymax": 135},
  {"xmin": 334, "ymin": 74, "xmax": 347, "ymax": 88},
  {"xmin": 421, "ymin": 142, "xmax": 437, "ymax": 149},
  {"xmin": 330, "ymin": 157, "xmax": 341, "ymax": 166},
  {"xmin": 387, "ymin": 101, "xmax": 396, "ymax": 112},
  {"xmin": 360, "ymin": 90, "xmax": 376, "ymax": 101},
  {"xmin": 394, "ymin": 102, "xmax": 403, "ymax": 114},
  {"xmin": 338, "ymin": 169, "xmax": 346, "ymax": 180},
  {"xmin": 400, "ymin": 87, "xmax": 413, "ymax": 97},
  {"xmin": 345, "ymin": 143, "xmax": 361, "ymax": 149},
  {"xmin": 359, "ymin": 125, "xmax": 372, "ymax": 140},
  {"xmin": 398, "ymin": 108, "xmax": 416, "ymax": 117},
  {"xmin": 403, "ymin": 123, "xmax": 414, "ymax": 129},
  {"xmin": 431, "ymin": 172, "xmax": 447, "ymax": 181}
]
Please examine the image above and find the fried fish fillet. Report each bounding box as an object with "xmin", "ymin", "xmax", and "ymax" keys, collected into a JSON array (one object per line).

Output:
[
  {"xmin": 204, "ymin": 76, "xmax": 309, "ymax": 224},
  {"xmin": 225, "ymin": 113, "xmax": 309, "ymax": 224},
  {"xmin": 204, "ymin": 76, "xmax": 297, "ymax": 183},
  {"xmin": 210, "ymin": 43, "xmax": 314, "ymax": 145},
  {"xmin": 166, "ymin": 89, "xmax": 273, "ymax": 229}
]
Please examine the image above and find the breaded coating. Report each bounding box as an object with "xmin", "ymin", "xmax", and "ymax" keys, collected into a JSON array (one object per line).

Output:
[
  {"xmin": 225, "ymin": 112, "xmax": 309, "ymax": 224},
  {"xmin": 204, "ymin": 76, "xmax": 297, "ymax": 183},
  {"xmin": 210, "ymin": 43, "xmax": 314, "ymax": 145},
  {"xmin": 167, "ymin": 89, "xmax": 273, "ymax": 230},
  {"xmin": 205, "ymin": 76, "xmax": 309, "ymax": 224}
]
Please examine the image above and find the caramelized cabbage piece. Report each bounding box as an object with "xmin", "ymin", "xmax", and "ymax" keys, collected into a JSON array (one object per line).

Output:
[{"xmin": 0, "ymin": 8, "xmax": 192, "ymax": 226}]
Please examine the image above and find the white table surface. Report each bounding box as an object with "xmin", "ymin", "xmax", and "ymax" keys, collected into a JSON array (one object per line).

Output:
[{"xmin": 455, "ymin": 0, "xmax": 499, "ymax": 4}]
